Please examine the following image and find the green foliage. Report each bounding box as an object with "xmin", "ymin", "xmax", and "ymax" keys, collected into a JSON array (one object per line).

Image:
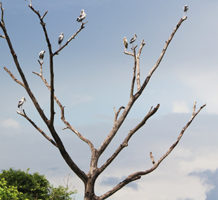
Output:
[
  {"xmin": 0, "ymin": 169, "xmax": 76, "ymax": 200},
  {"xmin": 0, "ymin": 178, "xmax": 21, "ymax": 200},
  {"xmin": 49, "ymin": 185, "xmax": 75, "ymax": 200}
]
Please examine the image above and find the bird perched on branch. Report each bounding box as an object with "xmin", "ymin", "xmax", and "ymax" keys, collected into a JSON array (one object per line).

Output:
[
  {"xmin": 18, "ymin": 97, "xmax": 26, "ymax": 109},
  {"xmin": 184, "ymin": 5, "xmax": 189, "ymax": 13},
  {"xmin": 58, "ymin": 32, "xmax": 64, "ymax": 47},
  {"xmin": 123, "ymin": 37, "xmax": 128, "ymax": 49},
  {"xmin": 39, "ymin": 50, "xmax": 45, "ymax": 60},
  {"xmin": 77, "ymin": 9, "xmax": 86, "ymax": 22},
  {"xmin": 130, "ymin": 34, "xmax": 137, "ymax": 44}
]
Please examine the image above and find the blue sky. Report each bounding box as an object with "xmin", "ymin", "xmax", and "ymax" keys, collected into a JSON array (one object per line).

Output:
[{"xmin": 1, "ymin": 0, "xmax": 218, "ymax": 199}]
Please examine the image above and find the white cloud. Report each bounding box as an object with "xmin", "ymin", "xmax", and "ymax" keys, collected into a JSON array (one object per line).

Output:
[
  {"xmin": 172, "ymin": 101, "xmax": 190, "ymax": 113},
  {"xmin": 179, "ymin": 148, "xmax": 218, "ymax": 174},
  {"xmin": 93, "ymin": 147, "xmax": 217, "ymax": 200},
  {"xmin": 0, "ymin": 118, "xmax": 20, "ymax": 129},
  {"xmin": 176, "ymin": 65, "xmax": 218, "ymax": 114}
]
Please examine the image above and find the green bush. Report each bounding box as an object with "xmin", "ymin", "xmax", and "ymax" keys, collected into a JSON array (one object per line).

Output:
[{"xmin": 0, "ymin": 169, "xmax": 76, "ymax": 200}]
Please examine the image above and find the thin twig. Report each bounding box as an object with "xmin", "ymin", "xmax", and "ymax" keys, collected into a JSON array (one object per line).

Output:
[
  {"xmin": 130, "ymin": 46, "xmax": 137, "ymax": 97},
  {"xmin": 17, "ymin": 109, "xmax": 58, "ymax": 147},
  {"xmin": 124, "ymin": 50, "xmax": 134, "ymax": 57},
  {"xmin": 192, "ymin": 101, "xmax": 197, "ymax": 117},
  {"xmin": 114, "ymin": 106, "xmax": 125, "ymax": 123},
  {"xmin": 53, "ymin": 22, "xmax": 87, "ymax": 56},
  {"xmin": 136, "ymin": 40, "xmax": 146, "ymax": 91},
  {"xmin": 3, "ymin": 67, "xmax": 25, "ymax": 87},
  {"xmin": 41, "ymin": 10, "xmax": 48, "ymax": 20},
  {"xmin": 0, "ymin": 2, "xmax": 4, "ymax": 23},
  {"xmin": 135, "ymin": 17, "xmax": 187, "ymax": 98}
]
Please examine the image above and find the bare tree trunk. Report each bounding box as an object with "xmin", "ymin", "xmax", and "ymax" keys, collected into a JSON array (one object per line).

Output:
[{"xmin": 84, "ymin": 179, "xmax": 97, "ymax": 200}]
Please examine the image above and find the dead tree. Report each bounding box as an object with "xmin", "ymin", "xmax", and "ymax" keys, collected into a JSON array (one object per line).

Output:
[{"xmin": 0, "ymin": 2, "xmax": 205, "ymax": 200}]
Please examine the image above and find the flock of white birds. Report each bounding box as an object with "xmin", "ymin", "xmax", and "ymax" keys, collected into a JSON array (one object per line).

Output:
[
  {"xmin": 18, "ymin": 5, "xmax": 188, "ymax": 111},
  {"xmin": 17, "ymin": 8, "xmax": 86, "ymax": 111}
]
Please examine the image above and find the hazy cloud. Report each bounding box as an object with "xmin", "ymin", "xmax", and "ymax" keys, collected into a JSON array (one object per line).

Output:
[
  {"xmin": 0, "ymin": 118, "xmax": 20, "ymax": 129},
  {"xmin": 172, "ymin": 101, "xmax": 190, "ymax": 113}
]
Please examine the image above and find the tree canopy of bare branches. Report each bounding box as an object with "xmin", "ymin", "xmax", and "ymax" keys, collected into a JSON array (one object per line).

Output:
[{"xmin": 0, "ymin": 2, "xmax": 205, "ymax": 200}]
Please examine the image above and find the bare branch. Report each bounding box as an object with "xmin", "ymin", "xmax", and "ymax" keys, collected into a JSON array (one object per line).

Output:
[
  {"xmin": 138, "ymin": 39, "xmax": 146, "ymax": 57},
  {"xmin": 17, "ymin": 109, "xmax": 58, "ymax": 147},
  {"xmin": 113, "ymin": 106, "xmax": 125, "ymax": 123},
  {"xmin": 98, "ymin": 17, "xmax": 187, "ymax": 162},
  {"xmin": 98, "ymin": 97, "xmax": 135, "ymax": 157},
  {"xmin": 33, "ymin": 63, "xmax": 95, "ymax": 151},
  {"xmin": 98, "ymin": 40, "xmax": 147, "ymax": 159},
  {"xmin": 53, "ymin": 22, "xmax": 87, "ymax": 56},
  {"xmin": 124, "ymin": 50, "xmax": 134, "ymax": 57},
  {"xmin": 1, "ymin": 5, "xmax": 88, "ymax": 183},
  {"xmin": 3, "ymin": 67, "xmax": 25, "ymax": 87},
  {"xmin": 98, "ymin": 104, "xmax": 160, "ymax": 175},
  {"xmin": 29, "ymin": 4, "xmax": 55, "ymax": 126},
  {"xmin": 60, "ymin": 106, "xmax": 95, "ymax": 151},
  {"xmin": 99, "ymin": 103, "xmax": 205, "ymax": 200},
  {"xmin": 0, "ymin": 12, "xmax": 49, "ymax": 125},
  {"xmin": 130, "ymin": 46, "xmax": 137, "ymax": 97},
  {"xmin": 136, "ymin": 40, "xmax": 146, "ymax": 92},
  {"xmin": 135, "ymin": 17, "xmax": 187, "ymax": 98},
  {"xmin": 41, "ymin": 10, "xmax": 48, "ymax": 20},
  {"xmin": 0, "ymin": 2, "xmax": 4, "ymax": 23},
  {"xmin": 192, "ymin": 101, "xmax": 197, "ymax": 117}
]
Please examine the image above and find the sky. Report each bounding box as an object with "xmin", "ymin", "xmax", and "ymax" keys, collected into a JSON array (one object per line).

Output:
[{"xmin": 0, "ymin": 0, "xmax": 218, "ymax": 199}]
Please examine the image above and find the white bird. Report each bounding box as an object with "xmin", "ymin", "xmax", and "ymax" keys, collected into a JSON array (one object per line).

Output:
[
  {"xmin": 130, "ymin": 34, "xmax": 137, "ymax": 44},
  {"xmin": 39, "ymin": 50, "xmax": 45, "ymax": 60},
  {"xmin": 184, "ymin": 5, "xmax": 189, "ymax": 13},
  {"xmin": 18, "ymin": 97, "xmax": 26, "ymax": 109},
  {"xmin": 58, "ymin": 32, "xmax": 64, "ymax": 46},
  {"xmin": 77, "ymin": 9, "xmax": 86, "ymax": 22},
  {"xmin": 123, "ymin": 37, "xmax": 128, "ymax": 49}
]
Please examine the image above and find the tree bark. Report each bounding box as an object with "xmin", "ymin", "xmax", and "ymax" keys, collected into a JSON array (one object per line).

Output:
[{"xmin": 84, "ymin": 178, "xmax": 97, "ymax": 200}]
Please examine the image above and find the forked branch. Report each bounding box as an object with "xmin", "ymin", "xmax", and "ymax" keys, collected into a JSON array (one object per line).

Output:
[
  {"xmin": 0, "ymin": 3, "xmax": 49, "ymax": 125},
  {"xmin": 99, "ymin": 103, "xmax": 206, "ymax": 200},
  {"xmin": 29, "ymin": 4, "xmax": 55, "ymax": 126},
  {"xmin": 98, "ymin": 104, "xmax": 160, "ymax": 175},
  {"xmin": 53, "ymin": 22, "xmax": 87, "ymax": 56},
  {"xmin": 113, "ymin": 106, "xmax": 125, "ymax": 123},
  {"xmin": 135, "ymin": 16, "xmax": 187, "ymax": 98},
  {"xmin": 1, "ymin": 2, "xmax": 88, "ymax": 183},
  {"xmin": 32, "ymin": 62, "xmax": 95, "ymax": 151},
  {"xmin": 98, "ymin": 17, "xmax": 187, "ymax": 159}
]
